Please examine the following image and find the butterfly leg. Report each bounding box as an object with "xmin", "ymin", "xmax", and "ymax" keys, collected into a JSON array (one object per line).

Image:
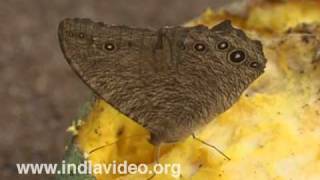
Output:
[
  {"xmin": 146, "ymin": 144, "xmax": 161, "ymax": 180},
  {"xmin": 192, "ymin": 133, "xmax": 231, "ymax": 161}
]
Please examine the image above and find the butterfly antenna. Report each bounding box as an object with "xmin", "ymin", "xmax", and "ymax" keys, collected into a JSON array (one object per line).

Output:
[
  {"xmin": 88, "ymin": 142, "xmax": 115, "ymax": 154},
  {"xmin": 88, "ymin": 133, "xmax": 148, "ymax": 154},
  {"xmin": 192, "ymin": 134, "xmax": 231, "ymax": 160}
]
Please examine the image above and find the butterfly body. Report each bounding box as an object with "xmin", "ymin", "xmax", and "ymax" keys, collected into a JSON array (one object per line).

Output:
[{"xmin": 58, "ymin": 18, "xmax": 266, "ymax": 145}]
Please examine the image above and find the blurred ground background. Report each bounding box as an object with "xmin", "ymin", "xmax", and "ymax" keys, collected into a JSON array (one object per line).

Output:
[{"xmin": 0, "ymin": 0, "xmax": 234, "ymax": 179}]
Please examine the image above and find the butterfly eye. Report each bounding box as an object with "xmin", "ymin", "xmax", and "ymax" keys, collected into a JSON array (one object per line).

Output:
[
  {"xmin": 194, "ymin": 43, "xmax": 206, "ymax": 52},
  {"xmin": 217, "ymin": 41, "xmax": 228, "ymax": 50},
  {"xmin": 104, "ymin": 43, "xmax": 116, "ymax": 51},
  {"xmin": 229, "ymin": 50, "xmax": 246, "ymax": 63},
  {"xmin": 250, "ymin": 62, "xmax": 260, "ymax": 68}
]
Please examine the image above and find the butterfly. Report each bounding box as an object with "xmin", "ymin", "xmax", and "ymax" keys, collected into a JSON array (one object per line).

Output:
[{"xmin": 58, "ymin": 18, "xmax": 266, "ymax": 146}]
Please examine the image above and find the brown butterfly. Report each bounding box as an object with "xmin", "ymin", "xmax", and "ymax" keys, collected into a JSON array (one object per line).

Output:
[{"xmin": 58, "ymin": 18, "xmax": 266, "ymax": 149}]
